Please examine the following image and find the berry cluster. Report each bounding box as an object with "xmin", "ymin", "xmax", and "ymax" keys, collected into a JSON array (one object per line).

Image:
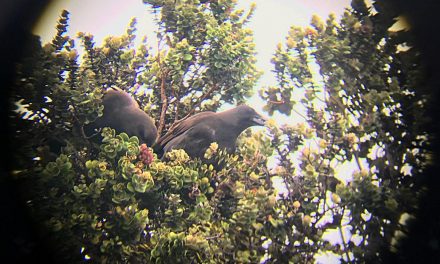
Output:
[{"xmin": 139, "ymin": 144, "xmax": 154, "ymax": 165}]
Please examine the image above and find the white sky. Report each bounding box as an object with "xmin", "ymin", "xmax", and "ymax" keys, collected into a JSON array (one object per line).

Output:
[{"xmin": 34, "ymin": 0, "xmax": 350, "ymax": 95}]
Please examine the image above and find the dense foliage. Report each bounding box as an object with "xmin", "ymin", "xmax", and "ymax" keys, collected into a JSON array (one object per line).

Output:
[{"xmin": 10, "ymin": 0, "xmax": 431, "ymax": 263}]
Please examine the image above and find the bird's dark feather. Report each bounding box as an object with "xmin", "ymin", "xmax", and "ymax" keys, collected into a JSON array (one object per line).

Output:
[
  {"xmin": 86, "ymin": 88, "xmax": 157, "ymax": 146},
  {"xmin": 154, "ymin": 105, "xmax": 266, "ymax": 162},
  {"xmin": 155, "ymin": 111, "xmax": 215, "ymax": 149}
]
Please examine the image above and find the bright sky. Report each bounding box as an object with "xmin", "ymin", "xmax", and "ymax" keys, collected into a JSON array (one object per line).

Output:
[
  {"xmin": 34, "ymin": 1, "xmax": 354, "ymax": 262},
  {"xmin": 34, "ymin": 0, "xmax": 350, "ymax": 91}
]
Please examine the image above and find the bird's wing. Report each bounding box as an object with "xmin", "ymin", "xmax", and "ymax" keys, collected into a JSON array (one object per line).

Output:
[
  {"xmin": 155, "ymin": 111, "xmax": 215, "ymax": 148},
  {"xmin": 162, "ymin": 124, "xmax": 217, "ymax": 157}
]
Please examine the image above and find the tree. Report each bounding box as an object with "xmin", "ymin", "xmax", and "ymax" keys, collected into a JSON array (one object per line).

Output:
[
  {"xmin": 10, "ymin": 0, "xmax": 432, "ymax": 263},
  {"xmin": 260, "ymin": 0, "xmax": 432, "ymax": 261}
]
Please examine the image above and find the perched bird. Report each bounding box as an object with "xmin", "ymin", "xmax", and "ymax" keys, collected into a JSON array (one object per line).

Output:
[
  {"xmin": 154, "ymin": 105, "xmax": 267, "ymax": 161},
  {"xmin": 85, "ymin": 88, "xmax": 157, "ymax": 146}
]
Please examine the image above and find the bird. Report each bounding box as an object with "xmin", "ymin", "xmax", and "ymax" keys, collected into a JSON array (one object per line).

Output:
[
  {"xmin": 85, "ymin": 87, "xmax": 157, "ymax": 146},
  {"xmin": 154, "ymin": 105, "xmax": 267, "ymax": 161}
]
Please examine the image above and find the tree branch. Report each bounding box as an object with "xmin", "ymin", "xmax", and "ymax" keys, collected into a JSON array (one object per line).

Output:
[
  {"xmin": 156, "ymin": 71, "xmax": 168, "ymax": 140},
  {"xmin": 155, "ymin": 30, "xmax": 169, "ymax": 141},
  {"xmin": 182, "ymin": 83, "xmax": 219, "ymax": 120},
  {"xmin": 162, "ymin": 82, "xmax": 220, "ymax": 135}
]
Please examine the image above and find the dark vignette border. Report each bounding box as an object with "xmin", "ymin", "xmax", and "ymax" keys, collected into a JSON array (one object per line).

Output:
[{"xmin": 0, "ymin": 0, "xmax": 438, "ymax": 262}]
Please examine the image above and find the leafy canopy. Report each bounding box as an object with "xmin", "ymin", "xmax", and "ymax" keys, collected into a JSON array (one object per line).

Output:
[{"xmin": 10, "ymin": 0, "xmax": 431, "ymax": 263}]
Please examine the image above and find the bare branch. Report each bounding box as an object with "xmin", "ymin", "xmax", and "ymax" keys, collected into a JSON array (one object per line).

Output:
[
  {"xmin": 156, "ymin": 71, "xmax": 168, "ymax": 140},
  {"xmin": 181, "ymin": 83, "xmax": 219, "ymax": 120}
]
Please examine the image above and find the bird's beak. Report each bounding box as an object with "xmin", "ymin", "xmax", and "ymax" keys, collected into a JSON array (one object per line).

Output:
[{"xmin": 252, "ymin": 113, "xmax": 268, "ymax": 126}]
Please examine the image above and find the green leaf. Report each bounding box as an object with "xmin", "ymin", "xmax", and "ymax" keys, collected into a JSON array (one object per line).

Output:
[
  {"xmin": 127, "ymin": 182, "xmax": 135, "ymax": 192},
  {"xmin": 183, "ymin": 54, "xmax": 193, "ymax": 61},
  {"xmin": 118, "ymin": 132, "xmax": 130, "ymax": 142}
]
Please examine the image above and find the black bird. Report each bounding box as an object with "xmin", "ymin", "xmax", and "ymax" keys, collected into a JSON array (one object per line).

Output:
[
  {"xmin": 86, "ymin": 88, "xmax": 157, "ymax": 146},
  {"xmin": 154, "ymin": 105, "xmax": 267, "ymax": 160}
]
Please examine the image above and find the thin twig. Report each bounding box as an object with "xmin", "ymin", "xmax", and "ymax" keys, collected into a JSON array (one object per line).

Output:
[
  {"xmin": 155, "ymin": 29, "xmax": 169, "ymax": 140},
  {"xmin": 353, "ymin": 151, "xmax": 364, "ymax": 171},
  {"xmin": 291, "ymin": 108, "xmax": 309, "ymax": 121},
  {"xmin": 157, "ymin": 71, "xmax": 168, "ymax": 139},
  {"xmin": 338, "ymin": 208, "xmax": 353, "ymax": 263},
  {"xmin": 269, "ymin": 99, "xmax": 285, "ymax": 105},
  {"xmin": 182, "ymin": 83, "xmax": 219, "ymax": 120}
]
